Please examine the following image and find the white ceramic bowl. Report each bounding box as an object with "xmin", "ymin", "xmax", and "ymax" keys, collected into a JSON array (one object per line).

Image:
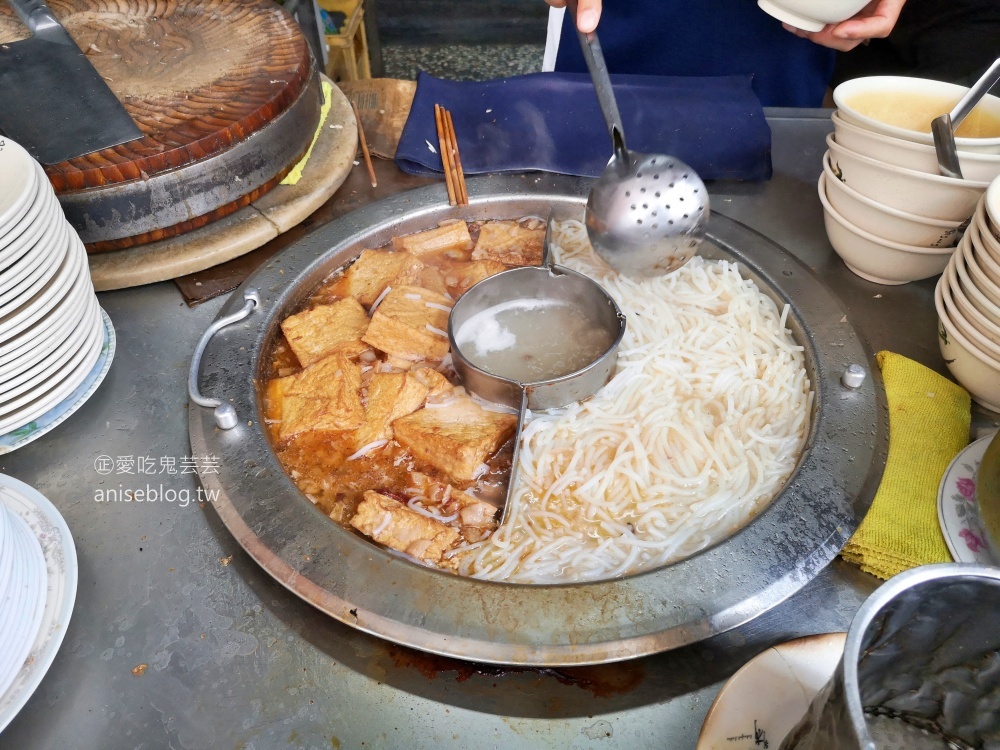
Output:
[
  {"xmin": 969, "ymin": 220, "xmax": 1000, "ymax": 288},
  {"xmin": 756, "ymin": 0, "xmax": 868, "ymax": 32},
  {"xmin": 941, "ymin": 258, "xmax": 1000, "ymax": 346},
  {"xmin": 818, "ymin": 173, "xmax": 955, "ymax": 284},
  {"xmin": 831, "ymin": 111, "xmax": 1000, "ymax": 183},
  {"xmin": 935, "ymin": 282, "xmax": 1000, "ymax": 413},
  {"xmin": 826, "ymin": 134, "xmax": 987, "ymax": 222},
  {"xmin": 953, "ymin": 250, "xmax": 1000, "ymax": 328},
  {"xmin": 987, "ymin": 177, "xmax": 1000, "ymax": 238},
  {"xmin": 974, "ymin": 199, "xmax": 1000, "ymax": 265},
  {"xmin": 959, "ymin": 230, "xmax": 1000, "ymax": 307},
  {"xmin": 833, "ymin": 76, "xmax": 1000, "ymax": 154},
  {"xmin": 940, "ymin": 272, "xmax": 1000, "ymax": 355},
  {"xmin": 947, "ymin": 271, "xmax": 1000, "ymax": 348},
  {"xmin": 821, "ymin": 154, "xmax": 964, "ymax": 247}
]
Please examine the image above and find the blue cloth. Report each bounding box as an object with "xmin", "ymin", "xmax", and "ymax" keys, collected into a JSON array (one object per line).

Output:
[
  {"xmin": 395, "ymin": 72, "xmax": 772, "ymax": 182},
  {"xmin": 555, "ymin": 0, "xmax": 836, "ymax": 108}
]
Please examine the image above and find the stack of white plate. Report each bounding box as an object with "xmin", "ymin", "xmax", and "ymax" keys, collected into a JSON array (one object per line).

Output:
[
  {"xmin": 0, "ymin": 474, "xmax": 77, "ymax": 732},
  {"xmin": 0, "ymin": 137, "xmax": 106, "ymax": 436},
  {"xmin": 0, "ymin": 494, "xmax": 47, "ymax": 702},
  {"xmin": 936, "ymin": 179, "xmax": 1000, "ymax": 412}
]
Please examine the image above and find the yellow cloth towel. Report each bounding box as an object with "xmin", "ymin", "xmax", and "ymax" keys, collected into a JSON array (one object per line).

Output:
[
  {"xmin": 281, "ymin": 80, "xmax": 335, "ymax": 186},
  {"xmin": 841, "ymin": 351, "xmax": 971, "ymax": 579}
]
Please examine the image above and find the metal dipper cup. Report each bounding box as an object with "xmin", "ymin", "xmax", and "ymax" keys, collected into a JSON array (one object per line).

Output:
[
  {"xmin": 448, "ymin": 221, "xmax": 626, "ymax": 523},
  {"xmin": 567, "ymin": 0, "xmax": 710, "ymax": 277}
]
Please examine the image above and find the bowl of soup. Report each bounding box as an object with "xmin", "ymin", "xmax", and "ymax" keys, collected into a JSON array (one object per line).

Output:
[{"xmin": 833, "ymin": 76, "xmax": 1000, "ymax": 154}]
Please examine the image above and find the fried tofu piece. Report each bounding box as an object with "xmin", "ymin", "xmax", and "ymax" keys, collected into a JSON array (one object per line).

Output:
[
  {"xmin": 471, "ymin": 221, "xmax": 544, "ymax": 267},
  {"xmin": 393, "ymin": 397, "xmax": 518, "ymax": 484},
  {"xmin": 391, "ymin": 222, "xmax": 473, "ymax": 259},
  {"xmin": 354, "ymin": 372, "xmax": 429, "ymax": 449},
  {"xmin": 407, "ymin": 472, "xmax": 499, "ymax": 532},
  {"xmin": 416, "ymin": 265, "xmax": 451, "ymax": 296},
  {"xmin": 332, "ymin": 249, "xmax": 424, "ymax": 307},
  {"xmin": 409, "ymin": 366, "xmax": 454, "ymax": 399},
  {"xmin": 280, "ymin": 298, "xmax": 370, "ymax": 368},
  {"xmin": 362, "ymin": 286, "xmax": 453, "ymax": 362},
  {"xmin": 268, "ymin": 351, "xmax": 365, "ymax": 442},
  {"xmin": 443, "ymin": 259, "xmax": 508, "ymax": 298},
  {"xmin": 350, "ymin": 490, "xmax": 460, "ymax": 563}
]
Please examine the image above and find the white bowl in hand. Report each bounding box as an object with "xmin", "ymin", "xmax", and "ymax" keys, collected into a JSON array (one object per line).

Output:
[
  {"xmin": 833, "ymin": 76, "xmax": 1000, "ymax": 154},
  {"xmin": 757, "ymin": 0, "xmax": 869, "ymax": 32},
  {"xmin": 822, "ymin": 151, "xmax": 965, "ymax": 248}
]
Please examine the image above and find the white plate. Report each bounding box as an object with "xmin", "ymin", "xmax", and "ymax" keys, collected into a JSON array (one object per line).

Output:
[
  {"xmin": 697, "ymin": 633, "xmax": 847, "ymax": 750},
  {"xmin": 0, "ymin": 506, "xmax": 46, "ymax": 700},
  {"xmin": 0, "ymin": 301, "xmax": 102, "ymax": 420},
  {"xmin": 0, "ymin": 309, "xmax": 115, "ymax": 454},
  {"xmin": 937, "ymin": 433, "xmax": 998, "ymax": 564},
  {"xmin": 0, "ymin": 270, "xmax": 90, "ymax": 363},
  {"xmin": 0, "ymin": 298, "xmax": 98, "ymax": 401},
  {"xmin": 0, "ymin": 474, "xmax": 77, "ymax": 732},
  {"xmin": 0, "ymin": 219, "xmax": 68, "ymax": 313},
  {"xmin": 0, "ymin": 139, "xmax": 39, "ymax": 234},
  {"xmin": 0, "ymin": 294, "xmax": 97, "ymax": 385},
  {"xmin": 0, "ymin": 217, "xmax": 63, "ymax": 300},
  {"xmin": 0, "ymin": 307, "xmax": 103, "ymax": 433},
  {"xmin": 0, "ymin": 235, "xmax": 84, "ymax": 342},
  {"xmin": 0, "ymin": 171, "xmax": 54, "ymax": 268}
]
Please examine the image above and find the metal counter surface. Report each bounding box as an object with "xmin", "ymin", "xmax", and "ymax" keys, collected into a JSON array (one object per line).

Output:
[{"xmin": 3, "ymin": 111, "xmax": 996, "ymax": 750}]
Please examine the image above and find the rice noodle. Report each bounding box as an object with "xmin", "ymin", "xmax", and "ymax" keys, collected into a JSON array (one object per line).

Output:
[
  {"xmin": 463, "ymin": 219, "xmax": 811, "ymax": 584},
  {"xmin": 369, "ymin": 285, "xmax": 392, "ymax": 313},
  {"xmin": 346, "ymin": 439, "xmax": 388, "ymax": 461}
]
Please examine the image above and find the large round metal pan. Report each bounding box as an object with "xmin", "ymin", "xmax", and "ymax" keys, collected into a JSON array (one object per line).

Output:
[{"xmin": 188, "ymin": 173, "xmax": 888, "ymax": 666}]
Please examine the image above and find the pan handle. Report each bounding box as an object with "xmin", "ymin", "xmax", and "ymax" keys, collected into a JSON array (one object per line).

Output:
[
  {"xmin": 188, "ymin": 288, "xmax": 261, "ymax": 430},
  {"xmin": 7, "ymin": 0, "xmax": 63, "ymax": 37}
]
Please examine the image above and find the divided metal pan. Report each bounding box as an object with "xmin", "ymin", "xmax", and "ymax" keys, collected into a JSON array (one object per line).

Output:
[{"xmin": 188, "ymin": 173, "xmax": 887, "ymax": 666}]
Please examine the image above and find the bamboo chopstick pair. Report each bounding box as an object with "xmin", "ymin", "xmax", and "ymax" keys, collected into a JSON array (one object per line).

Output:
[{"xmin": 434, "ymin": 104, "xmax": 468, "ymax": 206}]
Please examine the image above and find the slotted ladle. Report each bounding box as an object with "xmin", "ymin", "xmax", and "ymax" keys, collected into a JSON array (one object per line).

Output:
[{"xmin": 567, "ymin": 0, "xmax": 710, "ymax": 277}]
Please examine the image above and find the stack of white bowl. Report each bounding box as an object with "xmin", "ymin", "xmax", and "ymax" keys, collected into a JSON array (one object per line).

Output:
[
  {"xmin": 0, "ymin": 137, "xmax": 106, "ymax": 435},
  {"xmin": 818, "ymin": 76, "xmax": 1000, "ymax": 285},
  {"xmin": 936, "ymin": 180, "xmax": 1000, "ymax": 411}
]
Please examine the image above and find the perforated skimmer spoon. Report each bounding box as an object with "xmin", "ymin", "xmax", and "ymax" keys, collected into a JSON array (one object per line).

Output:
[{"xmin": 567, "ymin": 0, "xmax": 709, "ymax": 277}]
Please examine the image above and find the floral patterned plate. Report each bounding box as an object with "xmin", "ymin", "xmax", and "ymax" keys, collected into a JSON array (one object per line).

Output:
[
  {"xmin": 0, "ymin": 308, "xmax": 115, "ymax": 455},
  {"xmin": 0, "ymin": 473, "xmax": 77, "ymax": 731},
  {"xmin": 936, "ymin": 433, "xmax": 998, "ymax": 564}
]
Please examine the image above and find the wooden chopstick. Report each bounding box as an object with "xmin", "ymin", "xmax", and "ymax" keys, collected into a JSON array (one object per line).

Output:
[
  {"xmin": 434, "ymin": 104, "xmax": 457, "ymax": 206},
  {"xmin": 351, "ymin": 102, "xmax": 377, "ymax": 188},
  {"xmin": 444, "ymin": 109, "xmax": 469, "ymax": 205}
]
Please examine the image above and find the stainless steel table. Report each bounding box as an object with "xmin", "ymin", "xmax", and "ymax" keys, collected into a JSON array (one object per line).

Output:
[{"xmin": 3, "ymin": 110, "xmax": 996, "ymax": 750}]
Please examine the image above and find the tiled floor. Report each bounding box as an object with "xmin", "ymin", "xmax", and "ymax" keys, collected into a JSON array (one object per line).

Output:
[{"xmin": 382, "ymin": 43, "xmax": 544, "ymax": 81}]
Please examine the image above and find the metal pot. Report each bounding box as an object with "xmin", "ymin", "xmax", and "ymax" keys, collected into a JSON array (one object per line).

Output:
[
  {"xmin": 188, "ymin": 173, "xmax": 887, "ymax": 666},
  {"xmin": 780, "ymin": 564, "xmax": 1000, "ymax": 750}
]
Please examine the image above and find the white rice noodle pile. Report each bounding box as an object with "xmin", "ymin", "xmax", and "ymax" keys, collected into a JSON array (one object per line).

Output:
[{"xmin": 460, "ymin": 220, "xmax": 812, "ymax": 583}]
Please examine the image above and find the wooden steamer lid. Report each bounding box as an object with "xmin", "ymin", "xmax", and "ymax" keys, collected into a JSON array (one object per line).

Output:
[{"xmin": 0, "ymin": 0, "xmax": 322, "ymax": 252}]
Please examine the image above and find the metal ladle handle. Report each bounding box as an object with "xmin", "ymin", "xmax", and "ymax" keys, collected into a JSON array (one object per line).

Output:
[
  {"xmin": 188, "ymin": 288, "xmax": 261, "ymax": 430},
  {"xmin": 932, "ymin": 57, "xmax": 1000, "ymax": 179},
  {"xmin": 565, "ymin": 0, "xmax": 628, "ymax": 161}
]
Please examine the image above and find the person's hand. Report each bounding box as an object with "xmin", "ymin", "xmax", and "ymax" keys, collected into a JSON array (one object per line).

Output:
[
  {"xmin": 545, "ymin": 0, "xmax": 602, "ymax": 34},
  {"xmin": 783, "ymin": 0, "xmax": 907, "ymax": 51}
]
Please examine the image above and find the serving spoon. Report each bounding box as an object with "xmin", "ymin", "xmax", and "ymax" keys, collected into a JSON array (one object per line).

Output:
[
  {"xmin": 931, "ymin": 57, "xmax": 1000, "ymax": 179},
  {"xmin": 566, "ymin": 0, "xmax": 709, "ymax": 277}
]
